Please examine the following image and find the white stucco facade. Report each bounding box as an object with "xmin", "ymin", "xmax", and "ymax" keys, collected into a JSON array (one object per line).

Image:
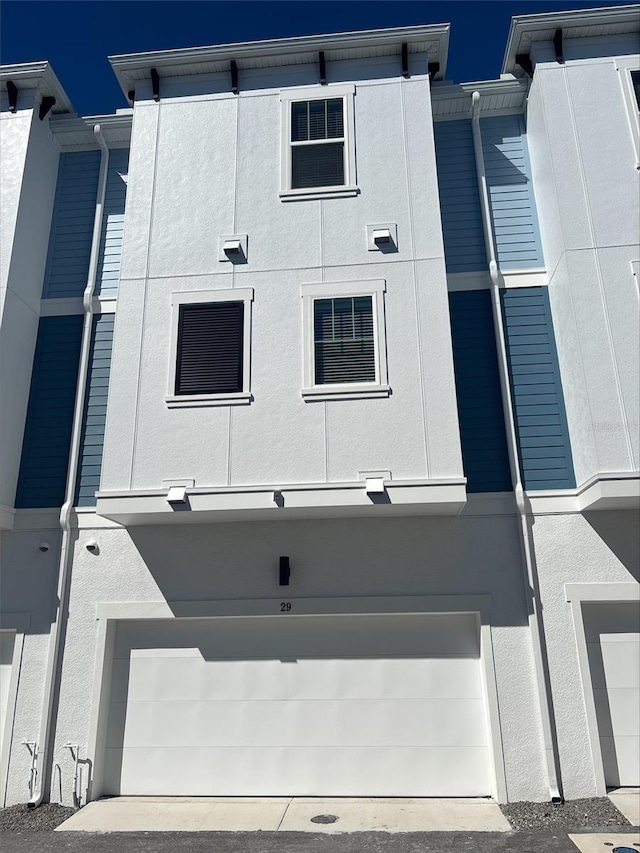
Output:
[{"xmin": 0, "ymin": 8, "xmax": 638, "ymax": 809}]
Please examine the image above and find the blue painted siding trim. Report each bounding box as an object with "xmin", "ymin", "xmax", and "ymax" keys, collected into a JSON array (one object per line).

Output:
[
  {"xmin": 480, "ymin": 115, "xmax": 544, "ymax": 271},
  {"xmin": 501, "ymin": 287, "xmax": 575, "ymax": 490},
  {"xmin": 97, "ymin": 149, "xmax": 129, "ymax": 298},
  {"xmin": 75, "ymin": 314, "xmax": 114, "ymax": 507},
  {"xmin": 15, "ymin": 316, "xmax": 83, "ymax": 508},
  {"xmin": 449, "ymin": 290, "xmax": 512, "ymax": 493},
  {"xmin": 43, "ymin": 151, "xmax": 101, "ymax": 299},
  {"xmin": 434, "ymin": 120, "xmax": 488, "ymax": 273}
]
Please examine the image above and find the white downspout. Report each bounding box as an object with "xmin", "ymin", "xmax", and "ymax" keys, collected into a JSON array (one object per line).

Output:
[
  {"xmin": 470, "ymin": 91, "xmax": 563, "ymax": 803},
  {"xmin": 28, "ymin": 126, "xmax": 109, "ymax": 807}
]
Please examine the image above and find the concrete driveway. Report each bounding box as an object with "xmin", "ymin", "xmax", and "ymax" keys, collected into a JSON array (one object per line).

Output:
[{"xmin": 55, "ymin": 796, "xmax": 511, "ymax": 833}]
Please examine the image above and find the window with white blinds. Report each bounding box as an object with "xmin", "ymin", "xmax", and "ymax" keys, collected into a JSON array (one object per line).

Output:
[
  {"xmin": 301, "ymin": 279, "xmax": 389, "ymax": 400},
  {"xmin": 314, "ymin": 297, "xmax": 375, "ymax": 384},
  {"xmin": 175, "ymin": 302, "xmax": 244, "ymax": 395},
  {"xmin": 291, "ymin": 99, "xmax": 345, "ymax": 189},
  {"xmin": 280, "ymin": 85, "xmax": 357, "ymax": 200},
  {"xmin": 167, "ymin": 288, "xmax": 254, "ymax": 407}
]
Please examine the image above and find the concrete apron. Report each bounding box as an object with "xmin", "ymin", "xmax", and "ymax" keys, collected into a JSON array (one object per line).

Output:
[{"xmin": 56, "ymin": 796, "xmax": 512, "ymax": 833}]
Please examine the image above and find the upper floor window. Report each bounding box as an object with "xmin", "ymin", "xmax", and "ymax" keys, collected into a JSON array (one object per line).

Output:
[
  {"xmin": 291, "ymin": 99, "xmax": 345, "ymax": 189},
  {"xmin": 280, "ymin": 84, "xmax": 358, "ymax": 201},
  {"xmin": 167, "ymin": 288, "xmax": 254, "ymax": 408}
]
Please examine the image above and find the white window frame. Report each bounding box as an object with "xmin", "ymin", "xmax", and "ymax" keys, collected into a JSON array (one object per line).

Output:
[
  {"xmin": 166, "ymin": 288, "xmax": 254, "ymax": 408},
  {"xmin": 615, "ymin": 56, "xmax": 640, "ymax": 170},
  {"xmin": 300, "ymin": 279, "xmax": 389, "ymax": 401},
  {"xmin": 279, "ymin": 83, "xmax": 358, "ymax": 201}
]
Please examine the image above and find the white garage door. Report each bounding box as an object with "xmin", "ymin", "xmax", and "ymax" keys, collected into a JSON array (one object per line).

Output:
[
  {"xmin": 584, "ymin": 602, "xmax": 640, "ymax": 787},
  {"xmin": 103, "ymin": 613, "xmax": 493, "ymax": 796}
]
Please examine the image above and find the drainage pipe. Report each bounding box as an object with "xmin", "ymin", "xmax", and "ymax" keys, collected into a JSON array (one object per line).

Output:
[
  {"xmin": 470, "ymin": 91, "xmax": 563, "ymax": 802},
  {"xmin": 28, "ymin": 125, "xmax": 109, "ymax": 807}
]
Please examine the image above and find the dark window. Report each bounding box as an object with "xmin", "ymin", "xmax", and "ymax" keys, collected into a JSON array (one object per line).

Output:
[
  {"xmin": 291, "ymin": 99, "xmax": 345, "ymax": 189},
  {"xmin": 632, "ymin": 70, "xmax": 640, "ymax": 111},
  {"xmin": 314, "ymin": 296, "xmax": 375, "ymax": 385},
  {"xmin": 175, "ymin": 302, "xmax": 243, "ymax": 395}
]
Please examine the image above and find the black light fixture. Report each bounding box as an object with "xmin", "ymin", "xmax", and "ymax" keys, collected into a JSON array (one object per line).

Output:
[{"xmin": 279, "ymin": 556, "xmax": 290, "ymax": 586}]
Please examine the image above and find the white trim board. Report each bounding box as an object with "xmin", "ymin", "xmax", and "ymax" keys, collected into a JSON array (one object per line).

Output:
[{"xmin": 565, "ymin": 582, "xmax": 640, "ymax": 795}]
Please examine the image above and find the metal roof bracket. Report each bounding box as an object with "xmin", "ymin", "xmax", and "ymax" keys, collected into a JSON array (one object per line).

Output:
[
  {"xmin": 230, "ymin": 60, "xmax": 239, "ymax": 94},
  {"xmin": 401, "ymin": 43, "xmax": 410, "ymax": 78},
  {"xmin": 319, "ymin": 51, "xmax": 327, "ymax": 85},
  {"xmin": 38, "ymin": 96, "xmax": 56, "ymax": 120},
  {"xmin": 6, "ymin": 80, "xmax": 18, "ymax": 113},
  {"xmin": 150, "ymin": 67, "xmax": 160, "ymax": 101},
  {"xmin": 515, "ymin": 53, "xmax": 534, "ymax": 77},
  {"xmin": 553, "ymin": 28, "xmax": 564, "ymax": 64}
]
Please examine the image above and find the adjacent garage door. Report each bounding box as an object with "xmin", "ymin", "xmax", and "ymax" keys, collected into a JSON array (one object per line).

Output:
[
  {"xmin": 584, "ymin": 602, "xmax": 640, "ymax": 787},
  {"xmin": 103, "ymin": 613, "xmax": 493, "ymax": 796}
]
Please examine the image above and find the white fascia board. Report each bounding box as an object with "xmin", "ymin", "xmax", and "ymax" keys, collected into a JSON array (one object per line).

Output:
[
  {"xmin": 108, "ymin": 24, "xmax": 450, "ymax": 100},
  {"xmin": 502, "ymin": 5, "xmax": 640, "ymax": 75},
  {"xmin": 0, "ymin": 61, "xmax": 74, "ymax": 114},
  {"xmin": 96, "ymin": 479, "xmax": 467, "ymax": 525}
]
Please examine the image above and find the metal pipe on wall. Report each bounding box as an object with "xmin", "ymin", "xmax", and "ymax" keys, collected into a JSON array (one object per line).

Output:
[
  {"xmin": 470, "ymin": 90, "xmax": 563, "ymax": 803},
  {"xmin": 28, "ymin": 125, "xmax": 110, "ymax": 808}
]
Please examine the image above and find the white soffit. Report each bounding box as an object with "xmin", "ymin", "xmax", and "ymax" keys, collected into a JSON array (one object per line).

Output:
[
  {"xmin": 0, "ymin": 61, "xmax": 74, "ymax": 114},
  {"xmin": 431, "ymin": 77, "xmax": 528, "ymax": 118},
  {"xmin": 48, "ymin": 113, "xmax": 133, "ymax": 147},
  {"xmin": 502, "ymin": 5, "xmax": 640, "ymax": 75},
  {"xmin": 108, "ymin": 24, "xmax": 450, "ymax": 98}
]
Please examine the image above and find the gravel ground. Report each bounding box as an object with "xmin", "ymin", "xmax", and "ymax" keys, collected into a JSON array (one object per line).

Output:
[
  {"xmin": 501, "ymin": 797, "xmax": 632, "ymax": 831},
  {"xmin": 0, "ymin": 803, "xmax": 76, "ymax": 831}
]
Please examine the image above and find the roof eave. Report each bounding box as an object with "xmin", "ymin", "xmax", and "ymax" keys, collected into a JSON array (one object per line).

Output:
[
  {"xmin": 109, "ymin": 24, "xmax": 450, "ymax": 100},
  {"xmin": 502, "ymin": 4, "xmax": 640, "ymax": 75},
  {"xmin": 0, "ymin": 60, "xmax": 74, "ymax": 114}
]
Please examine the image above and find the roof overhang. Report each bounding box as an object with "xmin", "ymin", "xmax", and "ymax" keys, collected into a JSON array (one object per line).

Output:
[
  {"xmin": 109, "ymin": 24, "xmax": 450, "ymax": 100},
  {"xmin": 0, "ymin": 61, "xmax": 73, "ymax": 114},
  {"xmin": 48, "ymin": 111, "xmax": 133, "ymax": 148},
  {"xmin": 431, "ymin": 76, "xmax": 528, "ymax": 119},
  {"xmin": 502, "ymin": 4, "xmax": 640, "ymax": 76}
]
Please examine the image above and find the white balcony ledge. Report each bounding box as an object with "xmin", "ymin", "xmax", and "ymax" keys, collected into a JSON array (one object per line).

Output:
[
  {"xmin": 96, "ymin": 478, "xmax": 467, "ymax": 526},
  {"xmin": 527, "ymin": 472, "xmax": 640, "ymax": 514}
]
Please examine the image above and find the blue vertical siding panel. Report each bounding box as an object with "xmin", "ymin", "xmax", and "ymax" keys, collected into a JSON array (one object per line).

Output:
[
  {"xmin": 75, "ymin": 314, "xmax": 114, "ymax": 506},
  {"xmin": 15, "ymin": 316, "xmax": 83, "ymax": 508},
  {"xmin": 434, "ymin": 120, "xmax": 488, "ymax": 273},
  {"xmin": 481, "ymin": 115, "xmax": 544, "ymax": 270},
  {"xmin": 43, "ymin": 151, "xmax": 101, "ymax": 298},
  {"xmin": 97, "ymin": 149, "xmax": 129, "ymax": 298},
  {"xmin": 502, "ymin": 287, "xmax": 575, "ymax": 489},
  {"xmin": 449, "ymin": 290, "xmax": 512, "ymax": 493}
]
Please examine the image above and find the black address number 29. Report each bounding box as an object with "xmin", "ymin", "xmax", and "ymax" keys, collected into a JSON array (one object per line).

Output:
[{"xmin": 280, "ymin": 602, "xmax": 292, "ymax": 612}]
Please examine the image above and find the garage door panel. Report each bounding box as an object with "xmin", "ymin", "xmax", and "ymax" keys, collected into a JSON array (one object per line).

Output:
[
  {"xmin": 115, "ymin": 614, "xmax": 480, "ymax": 660},
  {"xmin": 594, "ymin": 688, "xmax": 640, "ymax": 737},
  {"xmin": 105, "ymin": 614, "xmax": 492, "ymax": 796},
  {"xmin": 115, "ymin": 656, "xmax": 484, "ymax": 704},
  {"xmin": 106, "ymin": 745, "xmax": 491, "ymax": 797},
  {"xmin": 583, "ymin": 603, "xmax": 639, "ymax": 642},
  {"xmin": 600, "ymin": 736, "xmax": 640, "ymax": 788},
  {"xmin": 108, "ymin": 696, "xmax": 489, "ymax": 749},
  {"xmin": 600, "ymin": 640, "xmax": 640, "ymax": 689}
]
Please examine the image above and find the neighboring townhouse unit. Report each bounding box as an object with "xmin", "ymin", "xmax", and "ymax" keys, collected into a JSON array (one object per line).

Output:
[{"xmin": 0, "ymin": 5, "xmax": 638, "ymax": 809}]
